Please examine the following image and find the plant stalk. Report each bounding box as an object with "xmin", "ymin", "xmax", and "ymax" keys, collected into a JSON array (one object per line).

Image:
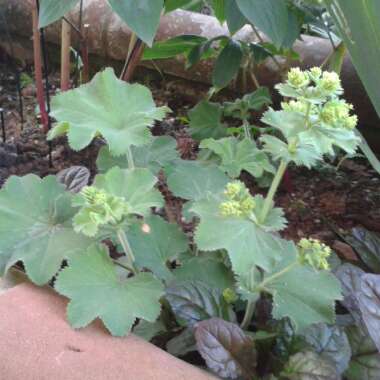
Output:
[
  {"xmin": 260, "ymin": 160, "xmax": 288, "ymax": 223},
  {"xmin": 241, "ymin": 300, "xmax": 255, "ymax": 329},
  {"xmin": 126, "ymin": 146, "xmax": 135, "ymax": 169},
  {"xmin": 60, "ymin": 18, "xmax": 71, "ymax": 91},
  {"xmin": 117, "ymin": 229, "xmax": 138, "ymax": 274}
]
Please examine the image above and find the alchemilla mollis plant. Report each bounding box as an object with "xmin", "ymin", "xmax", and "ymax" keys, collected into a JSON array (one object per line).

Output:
[{"xmin": 0, "ymin": 67, "xmax": 363, "ymax": 379}]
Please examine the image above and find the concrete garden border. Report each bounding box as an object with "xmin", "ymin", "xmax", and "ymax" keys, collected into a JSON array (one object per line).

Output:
[{"xmin": 0, "ymin": 281, "xmax": 217, "ymax": 380}]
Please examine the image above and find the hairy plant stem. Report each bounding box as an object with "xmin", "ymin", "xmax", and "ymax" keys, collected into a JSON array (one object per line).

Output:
[
  {"xmin": 241, "ymin": 300, "xmax": 256, "ymax": 329},
  {"xmin": 117, "ymin": 229, "xmax": 138, "ymax": 274},
  {"xmin": 243, "ymin": 119, "xmax": 251, "ymax": 140},
  {"xmin": 260, "ymin": 160, "xmax": 288, "ymax": 223},
  {"xmin": 126, "ymin": 146, "xmax": 135, "ymax": 169}
]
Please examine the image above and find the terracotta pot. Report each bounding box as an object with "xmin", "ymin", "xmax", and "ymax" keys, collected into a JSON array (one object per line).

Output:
[{"xmin": 0, "ymin": 282, "xmax": 217, "ymax": 380}]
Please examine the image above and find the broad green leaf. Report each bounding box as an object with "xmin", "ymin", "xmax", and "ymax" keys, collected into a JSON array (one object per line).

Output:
[
  {"xmin": 166, "ymin": 281, "xmax": 235, "ymax": 326},
  {"xmin": 96, "ymin": 136, "xmax": 179, "ymax": 175},
  {"xmin": 191, "ymin": 193, "xmax": 286, "ymax": 274},
  {"xmin": 326, "ymin": 0, "xmax": 380, "ymax": 118},
  {"xmin": 249, "ymin": 43, "xmax": 273, "ymax": 64},
  {"xmin": 262, "ymin": 241, "xmax": 342, "ymax": 331},
  {"xmin": 92, "ymin": 167, "xmax": 163, "ymax": 216},
  {"xmin": 282, "ymin": 351, "xmax": 339, "ymax": 380},
  {"xmin": 302, "ymin": 323, "xmax": 351, "ymax": 374},
  {"xmin": 127, "ymin": 215, "xmax": 188, "ymax": 281},
  {"xmin": 195, "ymin": 318, "xmax": 257, "ymax": 379},
  {"xmin": 212, "ymin": 0, "xmax": 226, "ymax": 23},
  {"xmin": 0, "ymin": 175, "xmax": 93, "ymax": 285},
  {"xmin": 345, "ymin": 325, "xmax": 380, "ymax": 380},
  {"xmin": 48, "ymin": 68, "xmax": 169, "ymax": 155},
  {"xmin": 200, "ymin": 137, "xmax": 274, "ymax": 178},
  {"xmin": 225, "ymin": 0, "xmax": 247, "ymax": 35},
  {"xmin": 356, "ymin": 130, "xmax": 380, "ymax": 175},
  {"xmin": 55, "ymin": 244, "xmax": 164, "ymax": 336},
  {"xmin": 133, "ymin": 319, "xmax": 166, "ymax": 341},
  {"xmin": 107, "ymin": 0, "xmax": 164, "ymax": 46},
  {"xmin": 38, "ymin": 0, "xmax": 79, "ymax": 28},
  {"xmin": 167, "ymin": 327, "xmax": 197, "ymax": 356},
  {"xmin": 212, "ymin": 40, "xmax": 243, "ymax": 89},
  {"xmin": 261, "ymin": 134, "xmax": 321, "ymax": 168},
  {"xmin": 143, "ymin": 35, "xmax": 207, "ymax": 60},
  {"xmin": 236, "ymin": 0, "xmax": 300, "ymax": 48},
  {"xmin": 173, "ymin": 254, "xmax": 234, "ymax": 290},
  {"xmin": 164, "ymin": 0, "xmax": 204, "ymax": 12},
  {"xmin": 223, "ymin": 87, "xmax": 272, "ymax": 118},
  {"xmin": 188, "ymin": 101, "xmax": 228, "ymax": 141},
  {"xmin": 166, "ymin": 160, "xmax": 229, "ymax": 201}
]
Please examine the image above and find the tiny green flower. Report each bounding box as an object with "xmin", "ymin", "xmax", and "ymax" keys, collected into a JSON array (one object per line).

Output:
[
  {"xmin": 297, "ymin": 238, "xmax": 331, "ymax": 271},
  {"xmin": 318, "ymin": 71, "xmax": 342, "ymax": 95},
  {"xmin": 220, "ymin": 181, "xmax": 256, "ymax": 218},
  {"xmin": 282, "ymin": 100, "xmax": 309, "ymax": 114},
  {"xmin": 287, "ymin": 68, "xmax": 310, "ymax": 88},
  {"xmin": 223, "ymin": 288, "xmax": 238, "ymax": 304},
  {"xmin": 308, "ymin": 67, "xmax": 322, "ymax": 81},
  {"xmin": 73, "ymin": 186, "xmax": 130, "ymax": 236}
]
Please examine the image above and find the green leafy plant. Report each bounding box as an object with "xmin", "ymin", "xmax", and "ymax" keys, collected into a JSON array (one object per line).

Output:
[{"xmin": 0, "ymin": 67, "xmax": 371, "ymax": 379}]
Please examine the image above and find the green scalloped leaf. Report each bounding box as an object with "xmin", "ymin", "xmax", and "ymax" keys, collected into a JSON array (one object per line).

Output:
[
  {"xmin": 92, "ymin": 166, "xmax": 164, "ymax": 216},
  {"xmin": 127, "ymin": 215, "xmax": 188, "ymax": 280},
  {"xmin": 48, "ymin": 68, "xmax": 169, "ymax": 155},
  {"xmin": 188, "ymin": 101, "xmax": 228, "ymax": 141},
  {"xmin": 191, "ymin": 193, "xmax": 285, "ymax": 274},
  {"xmin": 96, "ymin": 136, "xmax": 180, "ymax": 174},
  {"xmin": 0, "ymin": 175, "xmax": 93, "ymax": 285},
  {"xmin": 200, "ymin": 137, "xmax": 274, "ymax": 178},
  {"xmin": 263, "ymin": 241, "xmax": 342, "ymax": 331},
  {"xmin": 55, "ymin": 244, "xmax": 164, "ymax": 337}
]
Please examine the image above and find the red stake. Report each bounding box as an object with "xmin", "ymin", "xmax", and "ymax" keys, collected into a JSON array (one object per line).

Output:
[{"xmin": 32, "ymin": 1, "xmax": 48, "ymax": 131}]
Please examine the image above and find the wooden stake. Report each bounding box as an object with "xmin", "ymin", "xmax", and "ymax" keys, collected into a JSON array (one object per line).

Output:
[
  {"xmin": 32, "ymin": 1, "xmax": 48, "ymax": 130},
  {"xmin": 81, "ymin": 24, "xmax": 90, "ymax": 83},
  {"xmin": 60, "ymin": 18, "xmax": 71, "ymax": 91}
]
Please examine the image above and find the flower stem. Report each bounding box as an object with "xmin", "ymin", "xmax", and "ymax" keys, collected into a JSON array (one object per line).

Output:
[
  {"xmin": 241, "ymin": 300, "xmax": 256, "ymax": 329},
  {"xmin": 260, "ymin": 160, "xmax": 288, "ymax": 223},
  {"xmin": 117, "ymin": 229, "xmax": 138, "ymax": 274},
  {"xmin": 243, "ymin": 119, "xmax": 251, "ymax": 140},
  {"xmin": 126, "ymin": 146, "xmax": 135, "ymax": 170}
]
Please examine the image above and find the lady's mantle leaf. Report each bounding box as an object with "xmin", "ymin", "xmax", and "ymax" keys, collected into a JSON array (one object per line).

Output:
[
  {"xmin": 0, "ymin": 175, "xmax": 93, "ymax": 285},
  {"xmin": 48, "ymin": 68, "xmax": 169, "ymax": 155},
  {"xmin": 166, "ymin": 281, "xmax": 235, "ymax": 326},
  {"xmin": 345, "ymin": 325, "xmax": 380, "ymax": 380},
  {"xmin": 55, "ymin": 244, "xmax": 164, "ymax": 337},
  {"xmin": 282, "ymin": 351, "xmax": 339, "ymax": 380},
  {"xmin": 302, "ymin": 323, "xmax": 351, "ymax": 374},
  {"xmin": 57, "ymin": 166, "xmax": 90, "ymax": 193},
  {"xmin": 128, "ymin": 215, "xmax": 188, "ymax": 280},
  {"xmin": 133, "ymin": 319, "xmax": 166, "ymax": 342},
  {"xmin": 200, "ymin": 137, "xmax": 274, "ymax": 178},
  {"xmin": 188, "ymin": 101, "xmax": 228, "ymax": 141},
  {"xmin": 195, "ymin": 317, "xmax": 257, "ymax": 379},
  {"xmin": 264, "ymin": 242, "xmax": 342, "ymax": 331},
  {"xmin": 191, "ymin": 194, "xmax": 285, "ymax": 274},
  {"xmin": 92, "ymin": 166, "xmax": 163, "ymax": 216},
  {"xmin": 96, "ymin": 136, "xmax": 180, "ymax": 174},
  {"xmin": 356, "ymin": 274, "xmax": 380, "ymax": 353},
  {"xmin": 166, "ymin": 160, "xmax": 229, "ymax": 201}
]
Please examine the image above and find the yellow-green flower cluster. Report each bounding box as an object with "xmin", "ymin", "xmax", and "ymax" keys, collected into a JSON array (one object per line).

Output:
[
  {"xmin": 219, "ymin": 181, "xmax": 255, "ymax": 218},
  {"xmin": 297, "ymin": 238, "xmax": 331, "ymax": 271},
  {"xmin": 285, "ymin": 67, "xmax": 342, "ymax": 97},
  {"xmin": 281, "ymin": 100, "xmax": 309, "ymax": 114},
  {"xmin": 223, "ymin": 288, "xmax": 238, "ymax": 304},
  {"xmin": 287, "ymin": 68, "xmax": 310, "ymax": 88},
  {"xmin": 74, "ymin": 186, "xmax": 130, "ymax": 236},
  {"xmin": 320, "ymin": 100, "xmax": 357, "ymax": 129}
]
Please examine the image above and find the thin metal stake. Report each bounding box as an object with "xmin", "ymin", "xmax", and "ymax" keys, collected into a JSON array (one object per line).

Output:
[{"xmin": 0, "ymin": 108, "xmax": 6, "ymax": 142}]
